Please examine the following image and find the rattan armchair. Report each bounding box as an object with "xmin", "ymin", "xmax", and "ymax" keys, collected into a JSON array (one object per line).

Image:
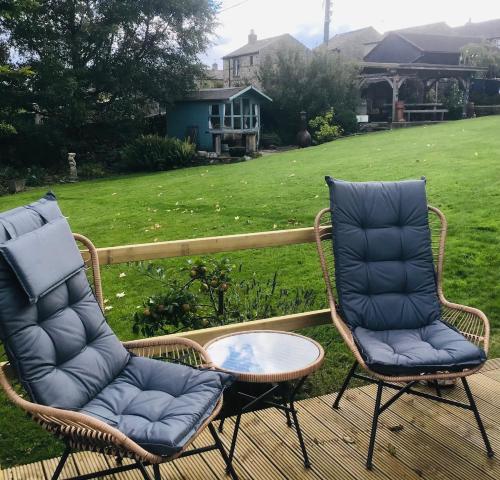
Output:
[
  {"xmin": 0, "ymin": 234, "xmax": 237, "ymax": 480},
  {"xmin": 314, "ymin": 205, "xmax": 493, "ymax": 469}
]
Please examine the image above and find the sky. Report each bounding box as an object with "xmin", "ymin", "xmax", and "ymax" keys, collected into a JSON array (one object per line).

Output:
[{"xmin": 204, "ymin": 0, "xmax": 500, "ymax": 66}]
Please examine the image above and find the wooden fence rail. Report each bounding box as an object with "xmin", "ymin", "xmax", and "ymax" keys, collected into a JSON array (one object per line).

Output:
[{"xmin": 88, "ymin": 225, "xmax": 332, "ymax": 344}]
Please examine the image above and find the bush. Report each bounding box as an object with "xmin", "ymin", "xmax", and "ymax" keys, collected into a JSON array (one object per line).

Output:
[
  {"xmin": 260, "ymin": 132, "xmax": 282, "ymax": 148},
  {"xmin": 308, "ymin": 110, "xmax": 343, "ymax": 144},
  {"xmin": 121, "ymin": 135, "xmax": 196, "ymax": 172},
  {"xmin": 78, "ymin": 162, "xmax": 107, "ymax": 179},
  {"xmin": 0, "ymin": 122, "xmax": 17, "ymax": 140},
  {"xmin": 25, "ymin": 165, "xmax": 49, "ymax": 187},
  {"xmin": 334, "ymin": 109, "xmax": 358, "ymax": 135}
]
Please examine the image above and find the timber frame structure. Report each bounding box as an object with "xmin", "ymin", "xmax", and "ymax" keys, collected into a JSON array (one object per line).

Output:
[{"xmin": 359, "ymin": 62, "xmax": 487, "ymax": 122}]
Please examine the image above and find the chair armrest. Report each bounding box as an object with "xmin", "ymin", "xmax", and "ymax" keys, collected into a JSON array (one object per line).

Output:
[
  {"xmin": 0, "ymin": 363, "xmax": 161, "ymax": 463},
  {"xmin": 440, "ymin": 300, "xmax": 490, "ymax": 354},
  {"xmin": 122, "ymin": 336, "xmax": 213, "ymax": 368}
]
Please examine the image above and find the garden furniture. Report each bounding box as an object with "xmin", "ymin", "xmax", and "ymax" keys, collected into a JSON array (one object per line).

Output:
[
  {"xmin": 204, "ymin": 330, "xmax": 324, "ymax": 469},
  {"xmin": 0, "ymin": 193, "xmax": 238, "ymax": 480},
  {"xmin": 314, "ymin": 177, "xmax": 494, "ymax": 469}
]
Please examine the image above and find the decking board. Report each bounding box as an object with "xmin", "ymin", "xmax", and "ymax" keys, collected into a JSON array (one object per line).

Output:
[{"xmin": 2, "ymin": 359, "xmax": 500, "ymax": 480}]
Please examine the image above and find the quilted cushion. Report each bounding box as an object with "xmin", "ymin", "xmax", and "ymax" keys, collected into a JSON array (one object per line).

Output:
[
  {"xmin": 80, "ymin": 356, "xmax": 234, "ymax": 457},
  {"xmin": 0, "ymin": 194, "xmax": 130, "ymax": 408},
  {"xmin": 326, "ymin": 177, "xmax": 441, "ymax": 331},
  {"xmin": 353, "ymin": 320, "xmax": 487, "ymax": 375}
]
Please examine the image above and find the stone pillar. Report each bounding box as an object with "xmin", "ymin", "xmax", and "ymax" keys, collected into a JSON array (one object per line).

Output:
[
  {"xmin": 213, "ymin": 134, "xmax": 222, "ymax": 155},
  {"xmin": 246, "ymin": 133, "xmax": 257, "ymax": 153}
]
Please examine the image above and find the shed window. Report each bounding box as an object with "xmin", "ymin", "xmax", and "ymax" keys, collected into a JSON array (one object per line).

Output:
[{"xmin": 209, "ymin": 104, "xmax": 222, "ymax": 129}]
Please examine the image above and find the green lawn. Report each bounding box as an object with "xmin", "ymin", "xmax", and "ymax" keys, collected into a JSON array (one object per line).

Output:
[{"xmin": 1, "ymin": 116, "xmax": 500, "ymax": 468}]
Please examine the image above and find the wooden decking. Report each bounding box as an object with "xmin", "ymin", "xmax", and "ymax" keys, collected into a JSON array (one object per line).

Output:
[{"xmin": 3, "ymin": 358, "xmax": 500, "ymax": 480}]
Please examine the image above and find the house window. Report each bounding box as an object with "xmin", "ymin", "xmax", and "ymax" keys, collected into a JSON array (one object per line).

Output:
[
  {"xmin": 208, "ymin": 104, "xmax": 221, "ymax": 129},
  {"xmin": 249, "ymin": 55, "xmax": 254, "ymax": 66},
  {"xmin": 233, "ymin": 58, "xmax": 240, "ymax": 77}
]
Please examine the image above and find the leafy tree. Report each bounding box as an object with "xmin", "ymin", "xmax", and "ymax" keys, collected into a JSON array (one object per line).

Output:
[
  {"xmin": 259, "ymin": 50, "xmax": 359, "ymax": 143},
  {"xmin": 461, "ymin": 42, "xmax": 500, "ymax": 78},
  {"xmin": 0, "ymin": 0, "xmax": 219, "ymax": 164}
]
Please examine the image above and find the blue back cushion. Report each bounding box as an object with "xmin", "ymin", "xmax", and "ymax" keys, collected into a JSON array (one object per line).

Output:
[
  {"xmin": 326, "ymin": 178, "xmax": 441, "ymax": 331},
  {"xmin": 0, "ymin": 194, "xmax": 130, "ymax": 409}
]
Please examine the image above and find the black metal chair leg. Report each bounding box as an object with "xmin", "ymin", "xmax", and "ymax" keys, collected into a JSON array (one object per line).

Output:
[
  {"xmin": 209, "ymin": 423, "xmax": 239, "ymax": 480},
  {"xmin": 333, "ymin": 361, "xmax": 358, "ymax": 409},
  {"xmin": 290, "ymin": 404, "xmax": 311, "ymax": 468},
  {"xmin": 219, "ymin": 416, "xmax": 226, "ymax": 433},
  {"xmin": 366, "ymin": 381, "xmax": 383, "ymax": 470},
  {"xmin": 51, "ymin": 445, "xmax": 71, "ymax": 480},
  {"xmin": 152, "ymin": 464, "xmax": 161, "ymax": 480},
  {"xmin": 136, "ymin": 462, "xmax": 153, "ymax": 480},
  {"xmin": 461, "ymin": 377, "xmax": 495, "ymax": 458}
]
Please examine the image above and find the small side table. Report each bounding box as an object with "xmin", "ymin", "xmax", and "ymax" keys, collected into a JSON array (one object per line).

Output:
[{"xmin": 205, "ymin": 330, "xmax": 324, "ymax": 469}]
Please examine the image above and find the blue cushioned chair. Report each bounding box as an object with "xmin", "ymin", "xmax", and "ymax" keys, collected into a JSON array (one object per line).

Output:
[
  {"xmin": 0, "ymin": 194, "xmax": 237, "ymax": 480},
  {"xmin": 314, "ymin": 178, "xmax": 494, "ymax": 469}
]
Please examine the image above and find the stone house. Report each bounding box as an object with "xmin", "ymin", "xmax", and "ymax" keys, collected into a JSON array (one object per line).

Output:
[{"xmin": 222, "ymin": 30, "xmax": 309, "ymax": 88}]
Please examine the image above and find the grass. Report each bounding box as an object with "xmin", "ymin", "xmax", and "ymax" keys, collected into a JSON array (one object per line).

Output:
[{"xmin": 1, "ymin": 116, "xmax": 500, "ymax": 468}]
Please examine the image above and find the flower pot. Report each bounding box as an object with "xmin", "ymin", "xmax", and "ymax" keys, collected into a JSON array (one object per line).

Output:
[{"xmin": 8, "ymin": 178, "xmax": 26, "ymax": 194}]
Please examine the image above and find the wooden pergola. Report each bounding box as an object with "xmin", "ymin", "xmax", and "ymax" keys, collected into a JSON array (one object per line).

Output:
[{"xmin": 359, "ymin": 62, "xmax": 487, "ymax": 122}]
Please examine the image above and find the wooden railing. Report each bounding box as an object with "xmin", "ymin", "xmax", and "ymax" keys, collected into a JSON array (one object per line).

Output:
[{"xmin": 95, "ymin": 226, "xmax": 332, "ymax": 345}]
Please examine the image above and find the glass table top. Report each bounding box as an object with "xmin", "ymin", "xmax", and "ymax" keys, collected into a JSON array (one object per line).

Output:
[{"xmin": 206, "ymin": 331, "xmax": 322, "ymax": 377}]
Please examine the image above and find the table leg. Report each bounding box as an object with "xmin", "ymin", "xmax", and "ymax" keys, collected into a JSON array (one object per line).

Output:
[{"xmin": 288, "ymin": 377, "xmax": 311, "ymax": 468}]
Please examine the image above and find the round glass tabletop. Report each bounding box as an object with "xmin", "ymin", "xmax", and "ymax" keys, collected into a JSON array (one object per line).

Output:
[{"xmin": 205, "ymin": 331, "xmax": 324, "ymax": 382}]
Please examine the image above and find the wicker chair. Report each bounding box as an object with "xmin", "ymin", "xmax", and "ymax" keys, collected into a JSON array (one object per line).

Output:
[
  {"xmin": 314, "ymin": 202, "xmax": 494, "ymax": 469},
  {"xmin": 0, "ymin": 233, "xmax": 237, "ymax": 480}
]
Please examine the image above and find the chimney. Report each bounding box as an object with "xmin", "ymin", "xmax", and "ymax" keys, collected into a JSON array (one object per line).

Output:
[
  {"xmin": 212, "ymin": 62, "xmax": 218, "ymax": 70},
  {"xmin": 248, "ymin": 29, "xmax": 257, "ymax": 44}
]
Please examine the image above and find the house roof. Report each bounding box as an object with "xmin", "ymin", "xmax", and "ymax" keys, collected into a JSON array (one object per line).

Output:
[
  {"xmin": 182, "ymin": 86, "xmax": 272, "ymax": 102},
  {"xmin": 390, "ymin": 22, "xmax": 453, "ymax": 36},
  {"xmin": 397, "ymin": 32, "xmax": 482, "ymax": 53},
  {"xmin": 453, "ymin": 19, "xmax": 500, "ymax": 39},
  {"xmin": 327, "ymin": 27, "xmax": 381, "ymax": 49},
  {"xmin": 223, "ymin": 34, "xmax": 294, "ymax": 58}
]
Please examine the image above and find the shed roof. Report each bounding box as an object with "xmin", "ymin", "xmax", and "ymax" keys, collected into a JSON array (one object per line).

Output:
[
  {"xmin": 397, "ymin": 32, "xmax": 482, "ymax": 53},
  {"xmin": 182, "ymin": 86, "xmax": 272, "ymax": 102},
  {"xmin": 223, "ymin": 34, "xmax": 295, "ymax": 58}
]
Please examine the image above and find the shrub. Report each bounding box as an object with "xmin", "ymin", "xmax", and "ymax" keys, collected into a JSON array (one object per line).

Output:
[
  {"xmin": 78, "ymin": 162, "xmax": 107, "ymax": 179},
  {"xmin": 260, "ymin": 132, "xmax": 282, "ymax": 148},
  {"xmin": 121, "ymin": 135, "xmax": 196, "ymax": 172},
  {"xmin": 131, "ymin": 258, "xmax": 321, "ymax": 337},
  {"xmin": 25, "ymin": 165, "xmax": 48, "ymax": 186},
  {"xmin": 308, "ymin": 110, "xmax": 343, "ymax": 144},
  {"xmin": 334, "ymin": 109, "xmax": 358, "ymax": 135},
  {"xmin": 0, "ymin": 122, "xmax": 17, "ymax": 140}
]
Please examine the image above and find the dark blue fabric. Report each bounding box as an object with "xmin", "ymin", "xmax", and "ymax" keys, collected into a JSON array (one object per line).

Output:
[
  {"xmin": 0, "ymin": 194, "xmax": 233, "ymax": 457},
  {"xmin": 353, "ymin": 320, "xmax": 486, "ymax": 375},
  {"xmin": 326, "ymin": 178, "xmax": 441, "ymax": 331},
  {"xmin": 80, "ymin": 356, "xmax": 234, "ymax": 457},
  {"xmin": 0, "ymin": 217, "xmax": 84, "ymax": 303},
  {"xmin": 0, "ymin": 194, "xmax": 130, "ymax": 408}
]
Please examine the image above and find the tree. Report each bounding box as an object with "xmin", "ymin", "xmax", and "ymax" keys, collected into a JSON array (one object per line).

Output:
[
  {"xmin": 0, "ymin": 0, "xmax": 219, "ymax": 163},
  {"xmin": 461, "ymin": 42, "xmax": 500, "ymax": 78},
  {"xmin": 259, "ymin": 50, "xmax": 360, "ymax": 143}
]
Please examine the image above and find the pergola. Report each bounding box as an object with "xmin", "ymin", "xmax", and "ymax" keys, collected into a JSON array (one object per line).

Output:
[{"xmin": 359, "ymin": 62, "xmax": 487, "ymax": 122}]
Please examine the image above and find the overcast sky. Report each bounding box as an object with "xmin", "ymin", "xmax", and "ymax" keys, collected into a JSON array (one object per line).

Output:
[{"xmin": 205, "ymin": 0, "xmax": 500, "ymax": 66}]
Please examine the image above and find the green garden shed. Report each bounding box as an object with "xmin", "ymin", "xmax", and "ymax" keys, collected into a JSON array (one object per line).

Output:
[{"xmin": 166, "ymin": 86, "xmax": 272, "ymax": 154}]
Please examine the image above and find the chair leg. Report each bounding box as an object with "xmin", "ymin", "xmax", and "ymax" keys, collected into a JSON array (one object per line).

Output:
[
  {"xmin": 434, "ymin": 380, "xmax": 442, "ymax": 398},
  {"xmin": 366, "ymin": 381, "xmax": 383, "ymax": 470},
  {"xmin": 461, "ymin": 377, "xmax": 494, "ymax": 458},
  {"xmin": 152, "ymin": 464, "xmax": 162, "ymax": 480},
  {"xmin": 333, "ymin": 361, "xmax": 358, "ymax": 409},
  {"xmin": 209, "ymin": 423, "xmax": 239, "ymax": 480},
  {"xmin": 137, "ymin": 462, "xmax": 153, "ymax": 480},
  {"xmin": 51, "ymin": 445, "xmax": 71, "ymax": 480}
]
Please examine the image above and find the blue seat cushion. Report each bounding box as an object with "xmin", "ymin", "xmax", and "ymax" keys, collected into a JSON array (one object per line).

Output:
[
  {"xmin": 326, "ymin": 177, "xmax": 441, "ymax": 331},
  {"xmin": 353, "ymin": 320, "xmax": 486, "ymax": 376},
  {"xmin": 80, "ymin": 356, "xmax": 234, "ymax": 457}
]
